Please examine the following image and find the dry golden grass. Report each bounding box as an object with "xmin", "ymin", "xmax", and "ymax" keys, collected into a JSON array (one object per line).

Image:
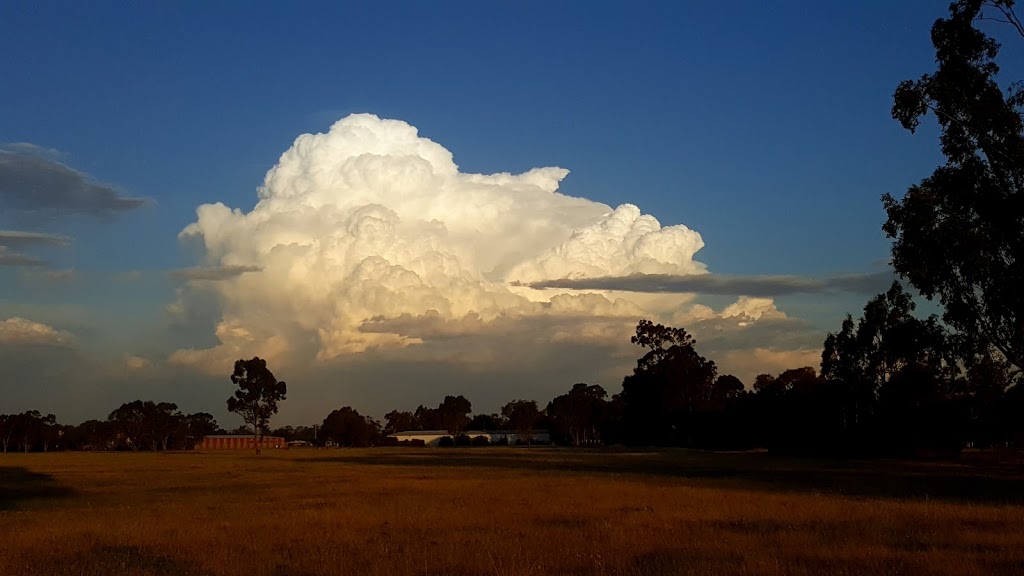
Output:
[{"xmin": 1, "ymin": 448, "xmax": 1023, "ymax": 575}]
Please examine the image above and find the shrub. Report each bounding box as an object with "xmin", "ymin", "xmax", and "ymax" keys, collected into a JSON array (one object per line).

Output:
[
  {"xmin": 454, "ymin": 434, "xmax": 472, "ymax": 447},
  {"xmin": 438, "ymin": 436, "xmax": 455, "ymax": 447},
  {"xmin": 471, "ymin": 435, "xmax": 490, "ymax": 447}
]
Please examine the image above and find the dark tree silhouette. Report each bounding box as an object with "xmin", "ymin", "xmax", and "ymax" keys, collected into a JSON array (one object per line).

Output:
[
  {"xmin": 620, "ymin": 320, "xmax": 718, "ymax": 447},
  {"xmin": 9, "ymin": 411, "xmax": 57, "ymax": 453},
  {"xmin": 712, "ymin": 375, "xmax": 745, "ymax": 403},
  {"xmin": 0, "ymin": 414, "xmax": 13, "ymax": 453},
  {"xmin": 547, "ymin": 383, "xmax": 608, "ymax": 446},
  {"xmin": 413, "ymin": 405, "xmax": 441, "ymax": 430},
  {"xmin": 821, "ymin": 282, "xmax": 961, "ymax": 455},
  {"xmin": 500, "ymin": 399, "xmax": 541, "ymax": 442},
  {"xmin": 437, "ymin": 395, "xmax": 472, "ymax": 437},
  {"xmin": 184, "ymin": 412, "xmax": 219, "ymax": 448},
  {"xmin": 383, "ymin": 410, "xmax": 417, "ymax": 435},
  {"xmin": 150, "ymin": 402, "xmax": 183, "ymax": 451},
  {"xmin": 883, "ymin": 0, "xmax": 1024, "ymax": 379},
  {"xmin": 108, "ymin": 401, "xmax": 150, "ymax": 452},
  {"xmin": 226, "ymin": 357, "xmax": 287, "ymax": 454},
  {"xmin": 65, "ymin": 419, "xmax": 112, "ymax": 451},
  {"xmin": 467, "ymin": 413, "xmax": 505, "ymax": 431},
  {"xmin": 270, "ymin": 425, "xmax": 316, "ymax": 444},
  {"xmin": 321, "ymin": 406, "xmax": 381, "ymax": 447}
]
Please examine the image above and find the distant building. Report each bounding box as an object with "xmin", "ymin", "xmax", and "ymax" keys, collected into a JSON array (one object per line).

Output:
[
  {"xmin": 387, "ymin": 430, "xmax": 550, "ymax": 446},
  {"xmin": 197, "ymin": 435, "xmax": 286, "ymax": 450}
]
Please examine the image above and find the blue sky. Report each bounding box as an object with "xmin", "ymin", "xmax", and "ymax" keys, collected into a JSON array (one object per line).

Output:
[{"xmin": 0, "ymin": 1, "xmax": 988, "ymax": 423}]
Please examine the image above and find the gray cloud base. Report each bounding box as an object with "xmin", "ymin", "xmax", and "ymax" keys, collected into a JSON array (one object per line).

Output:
[
  {"xmin": 170, "ymin": 265, "xmax": 264, "ymax": 282},
  {"xmin": 0, "ymin": 231, "xmax": 72, "ymax": 267},
  {"xmin": 527, "ymin": 271, "xmax": 897, "ymax": 297},
  {"xmin": 0, "ymin": 230, "xmax": 72, "ymax": 248},
  {"xmin": 0, "ymin": 145, "xmax": 146, "ymax": 218}
]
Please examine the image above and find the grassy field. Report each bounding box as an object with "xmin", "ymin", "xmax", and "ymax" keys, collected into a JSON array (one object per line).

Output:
[{"xmin": 1, "ymin": 448, "xmax": 1023, "ymax": 576}]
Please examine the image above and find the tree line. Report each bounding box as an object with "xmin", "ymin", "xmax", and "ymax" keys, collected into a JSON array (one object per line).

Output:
[{"xmin": 0, "ymin": 402, "xmax": 220, "ymax": 453}]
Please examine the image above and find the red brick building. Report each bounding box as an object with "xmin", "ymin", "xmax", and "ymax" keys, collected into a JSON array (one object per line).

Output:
[{"xmin": 196, "ymin": 435, "xmax": 286, "ymax": 450}]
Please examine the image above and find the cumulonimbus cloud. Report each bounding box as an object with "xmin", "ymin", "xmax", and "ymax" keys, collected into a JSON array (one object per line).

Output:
[{"xmin": 170, "ymin": 114, "xmax": 792, "ymax": 373}]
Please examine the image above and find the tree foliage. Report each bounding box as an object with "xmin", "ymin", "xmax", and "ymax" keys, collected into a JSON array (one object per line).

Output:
[
  {"xmin": 546, "ymin": 383, "xmax": 608, "ymax": 446},
  {"xmin": 437, "ymin": 395, "xmax": 472, "ymax": 436},
  {"xmin": 620, "ymin": 320, "xmax": 718, "ymax": 446},
  {"xmin": 820, "ymin": 282, "xmax": 962, "ymax": 455},
  {"xmin": 500, "ymin": 399, "xmax": 541, "ymax": 439},
  {"xmin": 883, "ymin": 0, "xmax": 1024, "ymax": 378},
  {"xmin": 321, "ymin": 406, "xmax": 382, "ymax": 447},
  {"xmin": 226, "ymin": 357, "xmax": 287, "ymax": 454}
]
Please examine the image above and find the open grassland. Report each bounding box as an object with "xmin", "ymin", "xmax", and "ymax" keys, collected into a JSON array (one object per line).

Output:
[{"xmin": 1, "ymin": 449, "xmax": 1023, "ymax": 576}]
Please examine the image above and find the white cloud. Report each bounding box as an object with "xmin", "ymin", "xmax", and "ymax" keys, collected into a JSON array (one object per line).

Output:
[
  {"xmin": 721, "ymin": 296, "xmax": 787, "ymax": 326},
  {"xmin": 172, "ymin": 114, "xmax": 790, "ymax": 375},
  {"xmin": 0, "ymin": 317, "xmax": 75, "ymax": 347},
  {"xmin": 124, "ymin": 354, "xmax": 150, "ymax": 371}
]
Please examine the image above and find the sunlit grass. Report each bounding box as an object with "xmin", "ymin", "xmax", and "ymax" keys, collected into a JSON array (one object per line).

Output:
[{"xmin": 1, "ymin": 448, "xmax": 1022, "ymax": 575}]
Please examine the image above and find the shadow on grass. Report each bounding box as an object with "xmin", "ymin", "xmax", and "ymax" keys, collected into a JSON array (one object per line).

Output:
[
  {"xmin": 301, "ymin": 448, "xmax": 1024, "ymax": 505},
  {"xmin": 0, "ymin": 466, "xmax": 76, "ymax": 510}
]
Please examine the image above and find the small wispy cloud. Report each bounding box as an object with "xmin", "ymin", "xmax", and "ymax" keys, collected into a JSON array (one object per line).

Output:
[
  {"xmin": 0, "ymin": 230, "xmax": 73, "ymax": 267},
  {"xmin": 170, "ymin": 264, "xmax": 263, "ymax": 282},
  {"xmin": 0, "ymin": 246, "xmax": 47, "ymax": 267},
  {"xmin": 20, "ymin": 267, "xmax": 77, "ymax": 281},
  {"xmin": 526, "ymin": 270, "xmax": 897, "ymax": 297},
  {"xmin": 0, "ymin": 230, "xmax": 72, "ymax": 248}
]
